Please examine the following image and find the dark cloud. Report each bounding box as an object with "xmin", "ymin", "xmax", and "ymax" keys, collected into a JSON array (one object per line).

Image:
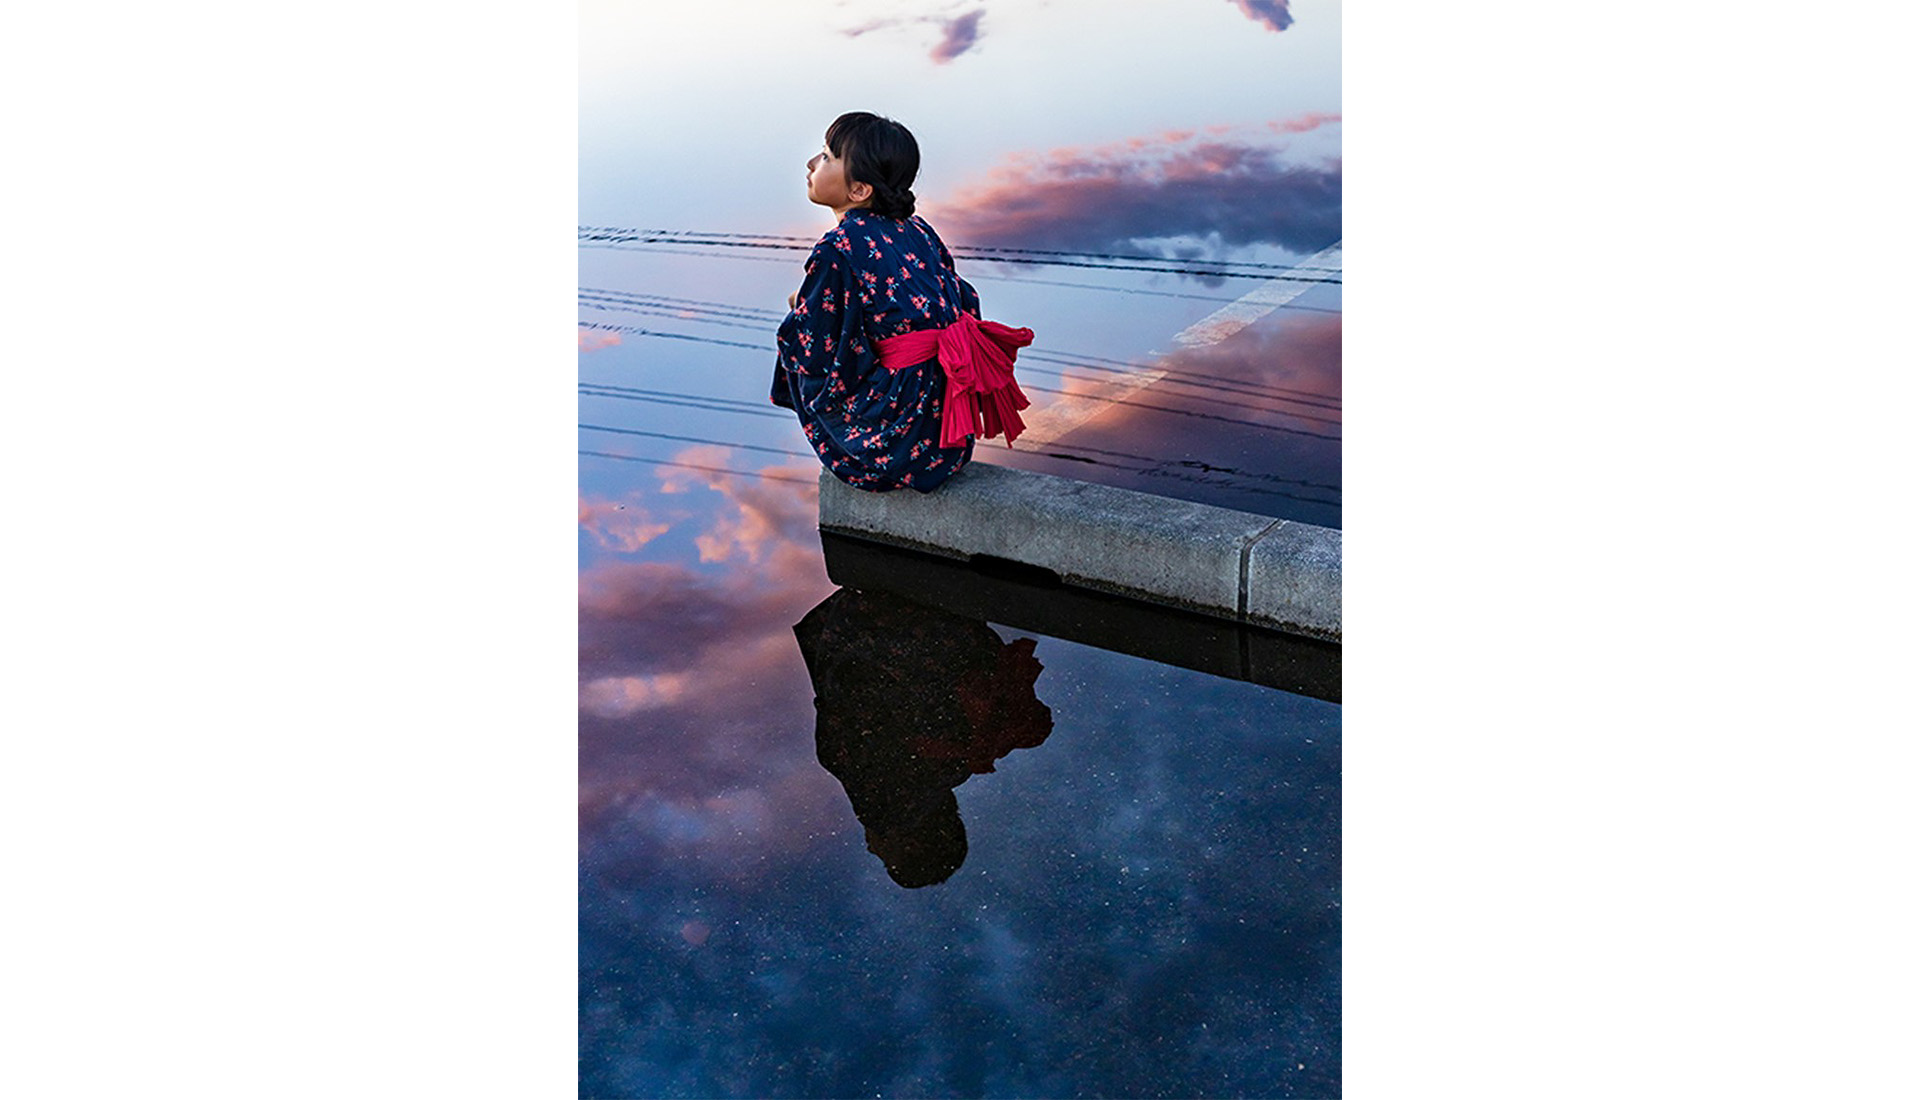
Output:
[
  {"xmin": 923, "ymin": 127, "xmax": 1341, "ymax": 257},
  {"xmin": 1229, "ymin": 0, "xmax": 1295, "ymax": 32},
  {"xmin": 930, "ymin": 9, "xmax": 987, "ymax": 63}
]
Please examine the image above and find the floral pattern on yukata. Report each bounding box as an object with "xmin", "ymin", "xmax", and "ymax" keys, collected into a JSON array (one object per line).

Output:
[{"xmin": 771, "ymin": 211, "xmax": 983, "ymax": 492}]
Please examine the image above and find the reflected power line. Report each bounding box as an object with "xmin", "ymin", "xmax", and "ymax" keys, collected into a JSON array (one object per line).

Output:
[
  {"xmin": 580, "ymin": 227, "xmax": 1341, "ymax": 284},
  {"xmin": 576, "ymin": 238, "xmax": 1342, "ymax": 506},
  {"xmin": 579, "ymin": 322, "xmax": 1340, "ymax": 443},
  {"xmin": 578, "ymin": 290, "xmax": 1341, "ymax": 413},
  {"xmin": 580, "ymin": 450, "xmax": 817, "ymax": 485},
  {"xmin": 577, "ymin": 387, "xmax": 1340, "ymax": 507}
]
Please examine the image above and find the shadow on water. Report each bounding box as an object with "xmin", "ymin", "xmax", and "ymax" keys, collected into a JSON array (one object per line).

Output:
[
  {"xmin": 795, "ymin": 586, "xmax": 1055, "ymax": 888},
  {"xmin": 819, "ymin": 531, "xmax": 1340, "ymax": 703}
]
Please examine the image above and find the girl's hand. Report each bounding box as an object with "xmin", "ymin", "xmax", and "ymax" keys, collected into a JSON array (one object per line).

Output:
[{"xmin": 788, "ymin": 290, "xmax": 799, "ymax": 310}]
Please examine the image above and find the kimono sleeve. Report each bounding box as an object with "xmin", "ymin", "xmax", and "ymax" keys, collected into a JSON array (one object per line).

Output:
[
  {"xmin": 915, "ymin": 216, "xmax": 981, "ymax": 320},
  {"xmin": 954, "ymin": 268, "xmax": 982, "ymax": 320},
  {"xmin": 772, "ymin": 237, "xmax": 866, "ymax": 409}
]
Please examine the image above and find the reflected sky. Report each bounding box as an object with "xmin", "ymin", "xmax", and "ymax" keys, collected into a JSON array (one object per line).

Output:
[
  {"xmin": 581, "ymin": 652, "xmax": 1340, "ymax": 1098},
  {"xmin": 581, "ymin": 2, "xmax": 1340, "ymax": 1095},
  {"xmin": 580, "ymin": 539, "xmax": 1341, "ymax": 1097},
  {"xmin": 578, "ymin": 461, "xmax": 1341, "ymax": 1096}
]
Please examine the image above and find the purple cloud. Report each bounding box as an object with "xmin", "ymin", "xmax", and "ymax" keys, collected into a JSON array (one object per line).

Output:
[
  {"xmin": 577, "ymin": 453, "xmax": 841, "ymax": 881},
  {"xmin": 930, "ymin": 9, "xmax": 986, "ymax": 63},
  {"xmin": 840, "ymin": 6, "xmax": 988, "ymax": 64},
  {"xmin": 1230, "ymin": 0, "xmax": 1295, "ymax": 32},
  {"xmin": 922, "ymin": 124, "xmax": 1342, "ymax": 256}
]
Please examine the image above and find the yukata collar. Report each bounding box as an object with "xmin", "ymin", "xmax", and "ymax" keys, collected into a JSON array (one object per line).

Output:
[{"xmin": 842, "ymin": 207, "xmax": 903, "ymax": 226}]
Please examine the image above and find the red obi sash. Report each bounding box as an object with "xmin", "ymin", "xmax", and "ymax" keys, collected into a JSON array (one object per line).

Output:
[{"xmin": 874, "ymin": 313, "xmax": 1035, "ymax": 449}]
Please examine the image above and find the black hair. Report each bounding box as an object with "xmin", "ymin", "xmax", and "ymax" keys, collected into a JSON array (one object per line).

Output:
[{"xmin": 825, "ymin": 111, "xmax": 920, "ymax": 219}]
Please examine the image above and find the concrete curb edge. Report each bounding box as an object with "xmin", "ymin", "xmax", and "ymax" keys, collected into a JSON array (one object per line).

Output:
[{"xmin": 816, "ymin": 464, "xmax": 1341, "ymax": 643}]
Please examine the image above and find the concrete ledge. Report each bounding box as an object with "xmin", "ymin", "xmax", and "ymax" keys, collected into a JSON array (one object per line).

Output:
[
  {"xmin": 817, "ymin": 463, "xmax": 1341, "ymax": 642},
  {"xmin": 1245, "ymin": 518, "xmax": 1343, "ymax": 639}
]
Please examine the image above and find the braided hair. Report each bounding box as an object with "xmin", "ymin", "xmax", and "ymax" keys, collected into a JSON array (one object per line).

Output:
[{"xmin": 825, "ymin": 111, "xmax": 920, "ymax": 219}]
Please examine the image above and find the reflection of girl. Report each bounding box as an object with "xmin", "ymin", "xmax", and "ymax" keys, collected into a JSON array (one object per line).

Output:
[
  {"xmin": 772, "ymin": 112, "xmax": 1035, "ymax": 492},
  {"xmin": 794, "ymin": 587, "xmax": 1053, "ymax": 888}
]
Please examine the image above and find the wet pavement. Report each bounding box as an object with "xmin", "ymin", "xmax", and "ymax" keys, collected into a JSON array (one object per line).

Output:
[
  {"xmin": 579, "ymin": 573, "xmax": 1341, "ymax": 1098},
  {"xmin": 577, "ymin": 239, "xmax": 1343, "ymax": 1096},
  {"xmin": 972, "ymin": 253, "xmax": 1342, "ymax": 528}
]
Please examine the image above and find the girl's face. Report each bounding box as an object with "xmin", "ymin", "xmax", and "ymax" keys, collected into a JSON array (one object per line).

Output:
[{"xmin": 806, "ymin": 143, "xmax": 866, "ymax": 216}]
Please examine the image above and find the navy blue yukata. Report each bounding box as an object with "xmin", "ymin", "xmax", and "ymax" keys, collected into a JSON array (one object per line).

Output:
[{"xmin": 772, "ymin": 211, "xmax": 982, "ymax": 492}]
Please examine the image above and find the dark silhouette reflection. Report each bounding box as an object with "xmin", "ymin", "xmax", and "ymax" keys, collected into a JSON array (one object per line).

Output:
[{"xmin": 794, "ymin": 586, "xmax": 1054, "ymax": 888}]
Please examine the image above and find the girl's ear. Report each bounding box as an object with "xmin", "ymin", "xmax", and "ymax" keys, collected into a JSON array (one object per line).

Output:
[{"xmin": 848, "ymin": 179, "xmax": 874, "ymax": 204}]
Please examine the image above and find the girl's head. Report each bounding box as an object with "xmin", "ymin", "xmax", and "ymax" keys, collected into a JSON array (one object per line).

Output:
[{"xmin": 807, "ymin": 111, "xmax": 920, "ymax": 219}]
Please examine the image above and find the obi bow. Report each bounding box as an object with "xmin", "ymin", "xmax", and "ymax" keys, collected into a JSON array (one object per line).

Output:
[{"xmin": 875, "ymin": 313, "xmax": 1036, "ymax": 449}]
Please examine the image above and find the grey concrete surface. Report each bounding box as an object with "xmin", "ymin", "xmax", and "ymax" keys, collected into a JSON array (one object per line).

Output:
[
  {"xmin": 817, "ymin": 463, "xmax": 1341, "ymax": 642},
  {"xmin": 1244, "ymin": 520, "xmax": 1342, "ymax": 642},
  {"xmin": 820, "ymin": 531, "xmax": 1339, "ymax": 701}
]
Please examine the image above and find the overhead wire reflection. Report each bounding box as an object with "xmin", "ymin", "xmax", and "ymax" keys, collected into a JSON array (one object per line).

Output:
[
  {"xmin": 580, "ymin": 226, "xmax": 1342, "ymax": 282},
  {"xmin": 584, "ymin": 238, "xmax": 1336, "ymax": 283},
  {"xmin": 578, "ymin": 289, "xmax": 1340, "ymax": 411},
  {"xmin": 579, "ymin": 227, "xmax": 1340, "ymax": 510},
  {"xmin": 579, "ymin": 450, "xmax": 818, "ymax": 485},
  {"xmin": 577, "ymin": 393, "xmax": 1341, "ymax": 508},
  {"xmin": 575, "ymin": 324, "xmax": 1342, "ymax": 438}
]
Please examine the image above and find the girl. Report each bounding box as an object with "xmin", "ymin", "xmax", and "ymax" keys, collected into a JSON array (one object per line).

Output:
[{"xmin": 771, "ymin": 111, "xmax": 1034, "ymax": 492}]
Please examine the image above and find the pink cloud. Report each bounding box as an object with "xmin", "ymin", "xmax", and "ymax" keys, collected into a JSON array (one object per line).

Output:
[
  {"xmin": 579, "ymin": 495, "xmax": 670, "ymax": 553},
  {"xmin": 1039, "ymin": 313, "xmax": 1341, "ymax": 442},
  {"xmin": 1269, "ymin": 111, "xmax": 1341, "ymax": 135},
  {"xmin": 653, "ymin": 444, "xmax": 821, "ymax": 570},
  {"xmin": 579, "ymin": 671, "xmax": 693, "ymax": 718},
  {"xmin": 839, "ymin": 6, "xmax": 988, "ymax": 64},
  {"xmin": 1229, "ymin": 0, "xmax": 1295, "ymax": 33},
  {"xmin": 995, "ymin": 313, "xmax": 1341, "ymax": 517},
  {"xmin": 1034, "ymin": 313, "xmax": 1341, "ymax": 446},
  {"xmin": 929, "ymin": 9, "xmax": 986, "ymax": 63},
  {"xmin": 921, "ymin": 123, "xmax": 1341, "ymax": 256},
  {"xmin": 578, "ymin": 445, "xmax": 831, "ymax": 746},
  {"xmin": 1159, "ymin": 312, "xmax": 1342, "ymax": 405},
  {"xmin": 577, "ymin": 491, "xmax": 842, "ymax": 883},
  {"xmin": 578, "ymin": 448, "xmax": 826, "ymax": 679},
  {"xmin": 579, "ymin": 327, "xmax": 622, "ymax": 352}
]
